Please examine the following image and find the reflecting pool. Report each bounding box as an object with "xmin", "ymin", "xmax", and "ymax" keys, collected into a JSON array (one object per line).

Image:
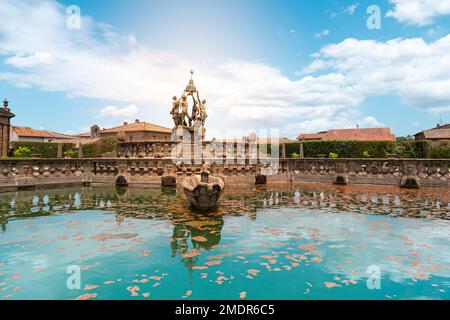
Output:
[{"xmin": 0, "ymin": 184, "xmax": 449, "ymax": 300}]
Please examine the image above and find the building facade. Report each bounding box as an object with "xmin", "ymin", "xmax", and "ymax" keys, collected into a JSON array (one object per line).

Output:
[
  {"xmin": 0, "ymin": 99, "xmax": 15, "ymax": 157},
  {"xmin": 88, "ymin": 120, "xmax": 172, "ymax": 142},
  {"xmin": 414, "ymin": 124, "xmax": 450, "ymax": 147}
]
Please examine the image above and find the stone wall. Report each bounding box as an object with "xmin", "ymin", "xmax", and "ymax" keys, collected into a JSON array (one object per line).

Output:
[
  {"xmin": 283, "ymin": 158, "xmax": 450, "ymax": 188},
  {"xmin": 0, "ymin": 158, "xmax": 448, "ymax": 190}
]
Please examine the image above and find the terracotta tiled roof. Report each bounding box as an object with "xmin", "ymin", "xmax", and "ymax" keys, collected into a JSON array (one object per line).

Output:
[
  {"xmin": 12, "ymin": 126, "xmax": 75, "ymax": 139},
  {"xmin": 420, "ymin": 129, "xmax": 450, "ymax": 139},
  {"xmin": 297, "ymin": 128, "xmax": 396, "ymax": 142},
  {"xmin": 323, "ymin": 128, "xmax": 396, "ymax": 142},
  {"xmin": 100, "ymin": 121, "xmax": 172, "ymax": 134},
  {"xmin": 76, "ymin": 132, "xmax": 92, "ymax": 137}
]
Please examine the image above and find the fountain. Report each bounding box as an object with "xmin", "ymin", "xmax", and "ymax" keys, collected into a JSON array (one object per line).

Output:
[
  {"xmin": 170, "ymin": 71, "xmax": 226, "ymax": 212},
  {"xmin": 182, "ymin": 164, "xmax": 225, "ymax": 212}
]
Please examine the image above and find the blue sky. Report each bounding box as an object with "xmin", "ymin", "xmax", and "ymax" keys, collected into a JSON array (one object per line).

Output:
[{"xmin": 0, "ymin": 0, "xmax": 449, "ymax": 138}]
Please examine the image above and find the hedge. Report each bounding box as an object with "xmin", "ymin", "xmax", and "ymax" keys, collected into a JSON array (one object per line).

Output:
[
  {"xmin": 430, "ymin": 146, "xmax": 450, "ymax": 159},
  {"xmin": 395, "ymin": 140, "xmax": 431, "ymax": 158},
  {"xmin": 11, "ymin": 141, "xmax": 75, "ymax": 158},
  {"xmin": 265, "ymin": 141, "xmax": 395, "ymax": 158},
  {"xmin": 263, "ymin": 140, "xmax": 450, "ymax": 159},
  {"xmin": 82, "ymin": 137, "xmax": 117, "ymax": 158}
]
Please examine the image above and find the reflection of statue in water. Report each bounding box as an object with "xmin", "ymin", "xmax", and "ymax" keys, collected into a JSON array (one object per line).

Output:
[{"xmin": 170, "ymin": 215, "xmax": 224, "ymax": 274}]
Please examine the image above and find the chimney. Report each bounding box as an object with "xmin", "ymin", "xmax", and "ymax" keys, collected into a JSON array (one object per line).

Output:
[
  {"xmin": 123, "ymin": 121, "xmax": 128, "ymax": 126},
  {"xmin": 437, "ymin": 123, "xmax": 441, "ymax": 128},
  {"xmin": 135, "ymin": 119, "xmax": 139, "ymax": 123}
]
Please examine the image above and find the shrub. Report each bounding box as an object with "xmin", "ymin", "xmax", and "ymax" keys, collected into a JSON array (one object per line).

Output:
[
  {"xmin": 64, "ymin": 150, "xmax": 78, "ymax": 158},
  {"xmin": 291, "ymin": 152, "xmax": 300, "ymax": 158},
  {"xmin": 328, "ymin": 152, "xmax": 338, "ymax": 159},
  {"xmin": 82, "ymin": 137, "xmax": 117, "ymax": 158},
  {"xmin": 430, "ymin": 146, "xmax": 450, "ymax": 159},
  {"xmin": 13, "ymin": 146, "xmax": 32, "ymax": 158},
  {"xmin": 265, "ymin": 141, "xmax": 395, "ymax": 158},
  {"xmin": 11, "ymin": 142, "xmax": 75, "ymax": 158},
  {"xmin": 264, "ymin": 140, "xmax": 449, "ymax": 159},
  {"xmin": 398, "ymin": 140, "xmax": 431, "ymax": 158}
]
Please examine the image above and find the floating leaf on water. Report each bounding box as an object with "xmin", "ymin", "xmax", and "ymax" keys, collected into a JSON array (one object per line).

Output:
[
  {"xmin": 9, "ymin": 273, "xmax": 21, "ymax": 280},
  {"xmin": 76, "ymin": 293, "xmax": 98, "ymax": 300},
  {"xmin": 192, "ymin": 236, "xmax": 208, "ymax": 242},
  {"xmin": 84, "ymin": 284, "xmax": 99, "ymax": 291},
  {"xmin": 192, "ymin": 266, "xmax": 208, "ymax": 270},
  {"xmin": 126, "ymin": 286, "xmax": 140, "ymax": 297},
  {"xmin": 92, "ymin": 233, "xmax": 138, "ymax": 241},
  {"xmin": 182, "ymin": 250, "xmax": 201, "ymax": 259},
  {"xmin": 298, "ymin": 244, "xmax": 316, "ymax": 251},
  {"xmin": 138, "ymin": 250, "xmax": 151, "ymax": 257},
  {"xmin": 247, "ymin": 269, "xmax": 260, "ymax": 277},
  {"xmin": 182, "ymin": 290, "xmax": 193, "ymax": 299},
  {"xmin": 205, "ymin": 260, "xmax": 222, "ymax": 267},
  {"xmin": 325, "ymin": 282, "xmax": 341, "ymax": 289}
]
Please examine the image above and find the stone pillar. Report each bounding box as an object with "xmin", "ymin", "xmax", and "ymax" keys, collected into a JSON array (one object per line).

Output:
[
  {"xmin": 281, "ymin": 144, "xmax": 286, "ymax": 159},
  {"xmin": 78, "ymin": 144, "xmax": 83, "ymax": 158},
  {"xmin": 57, "ymin": 143, "xmax": 63, "ymax": 158},
  {"xmin": 300, "ymin": 143, "xmax": 305, "ymax": 159},
  {"xmin": 0, "ymin": 99, "xmax": 15, "ymax": 158}
]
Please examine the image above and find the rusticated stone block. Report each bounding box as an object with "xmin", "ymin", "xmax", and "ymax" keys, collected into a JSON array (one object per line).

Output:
[
  {"xmin": 161, "ymin": 175, "xmax": 177, "ymax": 187},
  {"xmin": 255, "ymin": 175, "xmax": 267, "ymax": 185},
  {"xmin": 400, "ymin": 176, "xmax": 420, "ymax": 189},
  {"xmin": 333, "ymin": 174, "xmax": 349, "ymax": 185}
]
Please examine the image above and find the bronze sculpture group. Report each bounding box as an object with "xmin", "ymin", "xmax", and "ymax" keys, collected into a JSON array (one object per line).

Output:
[{"xmin": 170, "ymin": 70, "xmax": 208, "ymax": 130}]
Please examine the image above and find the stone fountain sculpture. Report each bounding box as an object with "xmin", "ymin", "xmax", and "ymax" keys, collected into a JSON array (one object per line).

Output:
[
  {"xmin": 172, "ymin": 71, "xmax": 225, "ymax": 212},
  {"xmin": 182, "ymin": 164, "xmax": 225, "ymax": 213}
]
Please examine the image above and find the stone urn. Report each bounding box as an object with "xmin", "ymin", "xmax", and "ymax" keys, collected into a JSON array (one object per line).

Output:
[{"xmin": 182, "ymin": 165, "xmax": 225, "ymax": 213}]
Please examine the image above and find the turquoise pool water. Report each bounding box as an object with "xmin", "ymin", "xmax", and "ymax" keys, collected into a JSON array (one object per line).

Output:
[{"xmin": 0, "ymin": 185, "xmax": 449, "ymax": 300}]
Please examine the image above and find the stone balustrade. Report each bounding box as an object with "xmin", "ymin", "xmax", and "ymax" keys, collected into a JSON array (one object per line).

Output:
[
  {"xmin": 116, "ymin": 141, "xmax": 263, "ymax": 160},
  {"xmin": 0, "ymin": 157, "xmax": 448, "ymax": 190},
  {"xmin": 282, "ymin": 158, "xmax": 450, "ymax": 188}
]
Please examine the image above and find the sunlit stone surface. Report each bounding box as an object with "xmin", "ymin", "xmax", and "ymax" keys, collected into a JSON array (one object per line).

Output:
[{"xmin": 0, "ymin": 184, "xmax": 448, "ymax": 300}]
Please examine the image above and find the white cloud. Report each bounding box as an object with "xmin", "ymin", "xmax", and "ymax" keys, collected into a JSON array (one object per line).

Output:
[
  {"xmin": 345, "ymin": 3, "xmax": 359, "ymax": 15},
  {"xmin": 387, "ymin": 0, "xmax": 450, "ymax": 26},
  {"xmin": 301, "ymin": 36, "xmax": 450, "ymax": 112},
  {"xmin": 314, "ymin": 29, "xmax": 330, "ymax": 39},
  {"xmin": 0, "ymin": 0, "xmax": 449, "ymax": 139},
  {"xmin": 98, "ymin": 104, "xmax": 138, "ymax": 119},
  {"xmin": 331, "ymin": 3, "xmax": 359, "ymax": 18},
  {"xmin": 5, "ymin": 52, "xmax": 53, "ymax": 68}
]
